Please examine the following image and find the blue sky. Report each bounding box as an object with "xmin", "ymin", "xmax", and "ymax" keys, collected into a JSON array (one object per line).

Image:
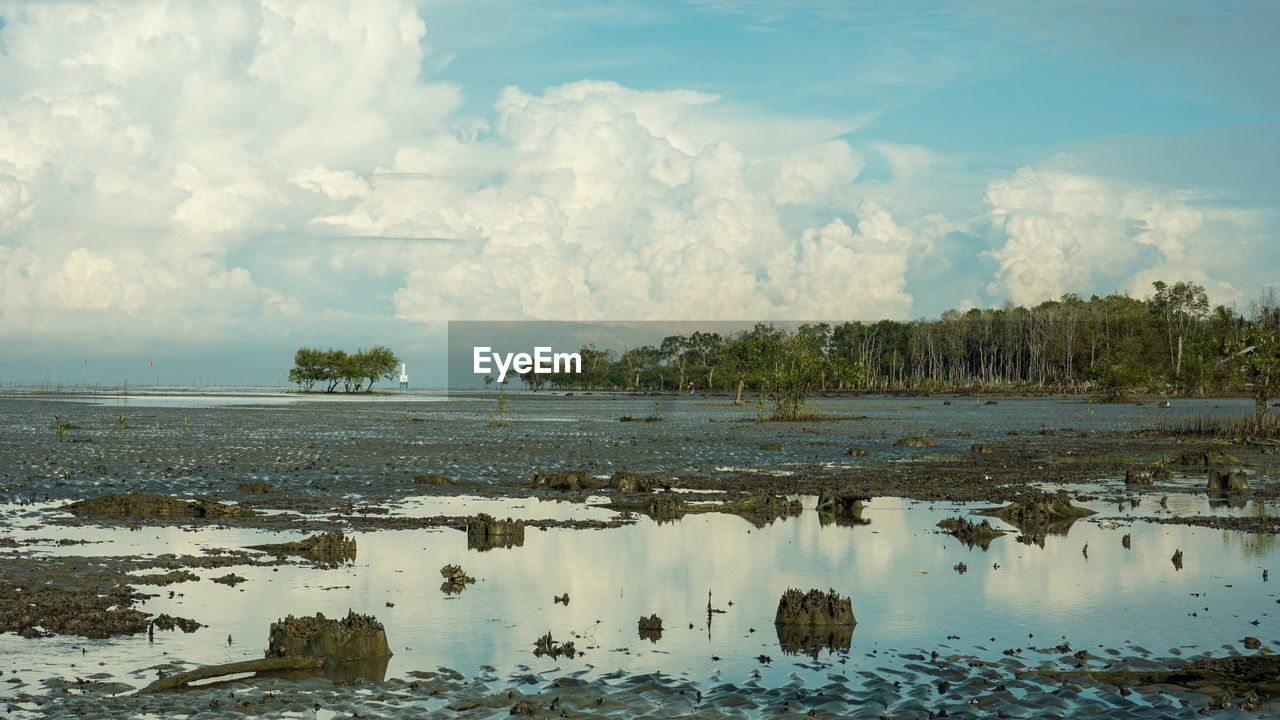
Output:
[{"xmin": 0, "ymin": 0, "xmax": 1276, "ymax": 385}]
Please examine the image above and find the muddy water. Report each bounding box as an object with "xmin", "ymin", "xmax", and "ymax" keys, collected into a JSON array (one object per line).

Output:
[{"xmin": 3, "ymin": 493, "xmax": 1278, "ymax": 703}]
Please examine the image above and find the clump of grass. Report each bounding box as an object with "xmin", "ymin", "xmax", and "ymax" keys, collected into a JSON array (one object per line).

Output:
[
  {"xmin": 117, "ymin": 413, "xmax": 127, "ymax": 429},
  {"xmin": 1158, "ymin": 414, "xmax": 1280, "ymax": 441}
]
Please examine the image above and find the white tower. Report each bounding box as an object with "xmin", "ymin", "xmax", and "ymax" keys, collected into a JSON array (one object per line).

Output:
[{"xmin": 399, "ymin": 363, "xmax": 408, "ymax": 389}]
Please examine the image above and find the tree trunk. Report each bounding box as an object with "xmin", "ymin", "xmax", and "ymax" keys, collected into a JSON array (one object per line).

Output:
[
  {"xmin": 734, "ymin": 372, "xmax": 745, "ymax": 405},
  {"xmin": 1176, "ymin": 335, "xmax": 1183, "ymax": 380},
  {"xmin": 139, "ymin": 655, "xmax": 325, "ymax": 693}
]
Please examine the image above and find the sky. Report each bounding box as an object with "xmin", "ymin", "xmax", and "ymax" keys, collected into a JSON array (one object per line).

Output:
[{"xmin": 0, "ymin": 0, "xmax": 1277, "ymax": 385}]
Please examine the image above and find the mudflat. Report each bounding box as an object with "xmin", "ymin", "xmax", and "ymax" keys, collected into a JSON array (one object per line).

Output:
[{"xmin": 1, "ymin": 391, "xmax": 1277, "ymax": 717}]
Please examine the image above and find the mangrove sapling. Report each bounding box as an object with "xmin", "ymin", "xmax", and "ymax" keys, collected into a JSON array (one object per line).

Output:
[
  {"xmin": 52, "ymin": 414, "xmax": 71, "ymax": 442},
  {"xmin": 488, "ymin": 387, "xmax": 509, "ymax": 427},
  {"xmin": 117, "ymin": 413, "xmax": 127, "ymax": 429}
]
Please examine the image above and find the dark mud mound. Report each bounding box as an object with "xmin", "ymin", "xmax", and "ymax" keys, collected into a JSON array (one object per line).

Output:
[
  {"xmin": 976, "ymin": 491, "xmax": 1094, "ymax": 547},
  {"xmin": 268, "ymin": 610, "xmax": 392, "ymax": 666},
  {"xmin": 937, "ymin": 517, "xmax": 1005, "ymax": 550},
  {"xmin": 893, "ymin": 436, "xmax": 936, "ymax": 448},
  {"xmin": 0, "ymin": 582, "xmax": 148, "ymax": 639},
  {"xmin": 721, "ymin": 493, "xmax": 802, "ymax": 528},
  {"xmin": 150, "ymin": 614, "xmax": 202, "ymax": 633},
  {"xmin": 535, "ymin": 470, "xmax": 606, "ymax": 492},
  {"xmin": 643, "ymin": 493, "xmax": 687, "ymax": 522},
  {"xmin": 466, "ymin": 513, "xmax": 525, "ymax": 551},
  {"xmin": 1149, "ymin": 515, "xmax": 1280, "ymax": 534},
  {"xmin": 440, "ymin": 564, "xmax": 475, "ymax": 594},
  {"xmin": 249, "ymin": 532, "xmax": 357, "ymax": 565},
  {"xmin": 774, "ymin": 588, "xmax": 856, "ymax": 628},
  {"xmin": 133, "ymin": 569, "xmax": 199, "ymax": 586},
  {"xmin": 637, "ymin": 614, "xmax": 663, "ymax": 642},
  {"xmin": 1208, "ymin": 467, "xmax": 1249, "ymax": 491},
  {"xmin": 1169, "ymin": 448, "xmax": 1242, "ymax": 470},
  {"xmin": 1124, "ymin": 470, "xmax": 1154, "ymax": 487},
  {"xmin": 608, "ymin": 492, "xmax": 687, "ymax": 523},
  {"xmin": 816, "ymin": 490, "xmax": 870, "ymax": 527},
  {"xmin": 66, "ymin": 492, "xmax": 254, "ymax": 520},
  {"xmin": 609, "ymin": 470, "xmax": 670, "ymax": 493},
  {"xmin": 774, "ymin": 588, "xmax": 856, "ymax": 656},
  {"xmin": 1034, "ymin": 653, "xmax": 1280, "ymax": 708},
  {"xmin": 237, "ymin": 481, "xmax": 275, "ymax": 493},
  {"xmin": 977, "ymin": 490, "xmax": 1094, "ymax": 527}
]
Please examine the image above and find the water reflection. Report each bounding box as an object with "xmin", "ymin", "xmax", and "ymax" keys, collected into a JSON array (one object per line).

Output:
[
  {"xmin": 1208, "ymin": 491, "xmax": 1249, "ymax": 510},
  {"xmin": 4, "ymin": 494, "xmax": 1280, "ymax": 700},
  {"xmin": 774, "ymin": 624, "xmax": 853, "ymax": 658}
]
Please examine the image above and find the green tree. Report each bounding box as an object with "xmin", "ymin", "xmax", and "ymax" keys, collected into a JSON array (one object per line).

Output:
[
  {"xmin": 288, "ymin": 346, "xmax": 399, "ymax": 393},
  {"xmin": 659, "ymin": 335, "xmax": 690, "ymax": 391},
  {"xmin": 1151, "ymin": 280, "xmax": 1209, "ymax": 382},
  {"xmin": 355, "ymin": 345, "xmax": 400, "ymax": 391},
  {"xmin": 727, "ymin": 324, "xmax": 784, "ymax": 405},
  {"xmin": 767, "ymin": 336, "xmax": 825, "ymax": 420},
  {"xmin": 686, "ymin": 331, "xmax": 724, "ymax": 390},
  {"xmin": 287, "ymin": 347, "xmax": 328, "ymax": 391},
  {"xmin": 1234, "ymin": 329, "xmax": 1280, "ymax": 421}
]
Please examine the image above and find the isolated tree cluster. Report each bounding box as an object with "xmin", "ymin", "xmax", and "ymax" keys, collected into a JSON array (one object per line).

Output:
[{"xmin": 288, "ymin": 346, "xmax": 399, "ymax": 393}]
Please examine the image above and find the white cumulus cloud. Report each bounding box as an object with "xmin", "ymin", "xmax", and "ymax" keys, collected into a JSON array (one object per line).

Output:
[{"xmin": 983, "ymin": 166, "xmax": 1264, "ymax": 306}]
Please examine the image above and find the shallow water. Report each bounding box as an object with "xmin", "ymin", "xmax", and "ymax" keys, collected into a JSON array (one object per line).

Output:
[{"xmin": 3, "ymin": 493, "xmax": 1278, "ymax": 703}]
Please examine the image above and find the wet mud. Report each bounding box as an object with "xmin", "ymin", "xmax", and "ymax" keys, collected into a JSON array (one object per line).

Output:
[{"xmin": 3, "ymin": 393, "xmax": 1279, "ymax": 717}]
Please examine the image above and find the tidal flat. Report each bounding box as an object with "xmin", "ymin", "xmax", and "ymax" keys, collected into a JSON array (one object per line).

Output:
[{"xmin": 1, "ymin": 391, "xmax": 1278, "ymax": 717}]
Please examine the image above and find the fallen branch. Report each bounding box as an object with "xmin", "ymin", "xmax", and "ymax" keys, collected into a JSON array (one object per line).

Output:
[{"xmin": 137, "ymin": 655, "xmax": 324, "ymax": 693}]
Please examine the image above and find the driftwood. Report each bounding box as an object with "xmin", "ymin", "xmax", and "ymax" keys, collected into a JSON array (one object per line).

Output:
[
  {"xmin": 137, "ymin": 610, "xmax": 391, "ymax": 694},
  {"xmin": 138, "ymin": 655, "xmax": 324, "ymax": 693}
]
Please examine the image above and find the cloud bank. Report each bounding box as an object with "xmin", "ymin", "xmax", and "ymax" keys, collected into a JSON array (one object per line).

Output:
[{"xmin": 0, "ymin": 0, "xmax": 1272, "ymax": 356}]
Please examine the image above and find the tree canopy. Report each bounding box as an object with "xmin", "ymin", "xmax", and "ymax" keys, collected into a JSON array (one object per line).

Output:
[
  {"xmin": 288, "ymin": 346, "xmax": 400, "ymax": 393},
  {"xmin": 510, "ymin": 281, "xmax": 1277, "ymax": 402}
]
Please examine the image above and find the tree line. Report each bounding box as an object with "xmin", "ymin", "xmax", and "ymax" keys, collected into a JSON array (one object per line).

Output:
[
  {"xmin": 509, "ymin": 281, "xmax": 1280, "ymax": 417},
  {"xmin": 288, "ymin": 346, "xmax": 399, "ymax": 392}
]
